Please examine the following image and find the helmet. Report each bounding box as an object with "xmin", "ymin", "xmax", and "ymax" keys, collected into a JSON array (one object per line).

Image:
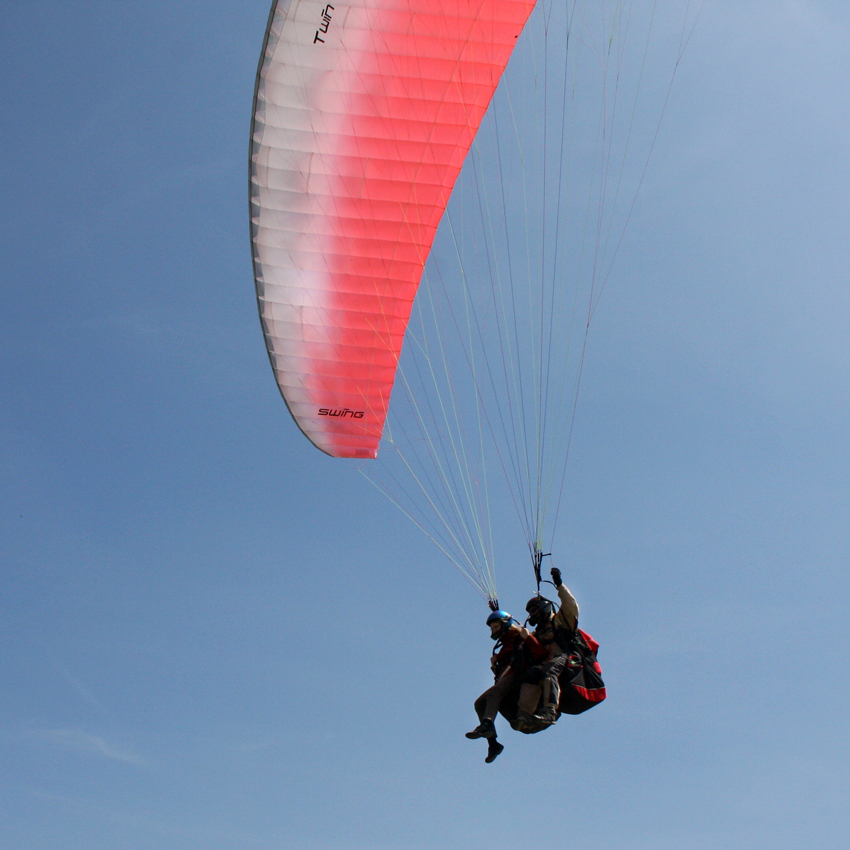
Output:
[
  {"xmin": 525, "ymin": 596, "xmax": 554, "ymax": 627},
  {"xmin": 486, "ymin": 610, "xmax": 516, "ymax": 641}
]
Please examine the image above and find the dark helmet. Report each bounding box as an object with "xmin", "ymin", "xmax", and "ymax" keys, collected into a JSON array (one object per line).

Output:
[
  {"xmin": 525, "ymin": 596, "xmax": 554, "ymax": 627},
  {"xmin": 486, "ymin": 609, "xmax": 516, "ymax": 641}
]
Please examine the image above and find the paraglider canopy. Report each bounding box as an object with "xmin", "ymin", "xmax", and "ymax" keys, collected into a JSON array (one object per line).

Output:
[{"xmin": 250, "ymin": 0, "xmax": 536, "ymax": 459}]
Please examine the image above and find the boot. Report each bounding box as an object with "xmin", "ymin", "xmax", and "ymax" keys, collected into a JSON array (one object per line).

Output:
[
  {"xmin": 534, "ymin": 705, "xmax": 559, "ymax": 727},
  {"xmin": 485, "ymin": 739, "xmax": 504, "ymax": 763},
  {"xmin": 465, "ymin": 718, "xmax": 496, "ymax": 739}
]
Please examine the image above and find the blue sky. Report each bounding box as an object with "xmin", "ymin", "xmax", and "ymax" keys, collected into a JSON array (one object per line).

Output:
[{"xmin": 2, "ymin": 1, "xmax": 849, "ymax": 848}]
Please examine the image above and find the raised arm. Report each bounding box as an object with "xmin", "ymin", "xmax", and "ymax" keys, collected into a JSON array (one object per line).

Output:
[{"xmin": 551, "ymin": 567, "xmax": 579, "ymax": 632}]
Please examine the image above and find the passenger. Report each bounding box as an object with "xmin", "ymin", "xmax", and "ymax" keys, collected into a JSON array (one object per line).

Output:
[{"xmin": 466, "ymin": 609, "xmax": 547, "ymax": 762}]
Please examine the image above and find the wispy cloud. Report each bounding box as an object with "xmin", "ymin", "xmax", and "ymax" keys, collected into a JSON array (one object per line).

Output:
[
  {"xmin": 32, "ymin": 728, "xmax": 146, "ymax": 766},
  {"xmin": 58, "ymin": 669, "xmax": 112, "ymax": 720}
]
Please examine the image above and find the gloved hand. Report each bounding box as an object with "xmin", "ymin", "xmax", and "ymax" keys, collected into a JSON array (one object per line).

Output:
[{"xmin": 551, "ymin": 567, "xmax": 562, "ymax": 587}]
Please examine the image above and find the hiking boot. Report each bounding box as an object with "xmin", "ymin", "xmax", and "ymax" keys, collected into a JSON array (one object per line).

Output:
[
  {"xmin": 536, "ymin": 707, "xmax": 559, "ymax": 726},
  {"xmin": 484, "ymin": 740, "xmax": 504, "ymax": 763},
  {"xmin": 465, "ymin": 718, "xmax": 496, "ymax": 739}
]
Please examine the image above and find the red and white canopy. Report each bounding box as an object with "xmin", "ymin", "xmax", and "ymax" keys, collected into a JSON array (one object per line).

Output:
[{"xmin": 250, "ymin": 0, "xmax": 535, "ymax": 458}]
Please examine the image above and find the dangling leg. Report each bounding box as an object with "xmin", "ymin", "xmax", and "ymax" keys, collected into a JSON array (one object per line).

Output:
[
  {"xmin": 469, "ymin": 690, "xmax": 505, "ymax": 762},
  {"xmin": 466, "ymin": 692, "xmax": 497, "ymax": 739},
  {"xmin": 466, "ymin": 673, "xmax": 514, "ymax": 741}
]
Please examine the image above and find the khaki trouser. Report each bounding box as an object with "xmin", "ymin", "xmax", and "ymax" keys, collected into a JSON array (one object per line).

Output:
[{"xmin": 517, "ymin": 654, "xmax": 568, "ymax": 715}]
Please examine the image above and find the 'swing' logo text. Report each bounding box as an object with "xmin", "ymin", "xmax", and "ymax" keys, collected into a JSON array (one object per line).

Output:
[{"xmin": 319, "ymin": 407, "xmax": 364, "ymax": 419}]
